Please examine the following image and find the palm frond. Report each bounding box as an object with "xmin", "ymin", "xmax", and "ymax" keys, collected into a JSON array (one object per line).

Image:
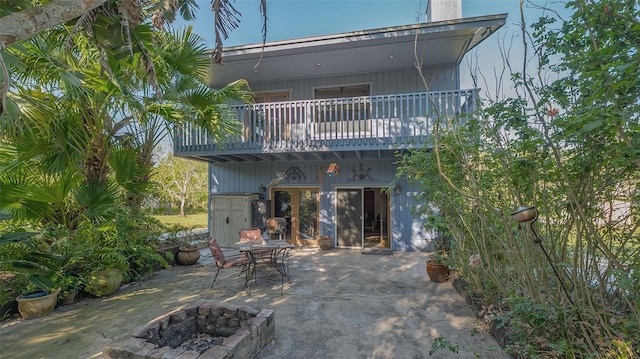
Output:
[
  {"xmin": 74, "ymin": 180, "xmax": 119, "ymax": 222},
  {"xmin": 161, "ymin": 26, "xmax": 209, "ymax": 79},
  {"xmin": 149, "ymin": 0, "xmax": 200, "ymax": 28},
  {"xmin": 210, "ymin": 0, "xmax": 241, "ymax": 64},
  {"xmin": 214, "ymin": 79, "xmax": 253, "ymax": 104}
]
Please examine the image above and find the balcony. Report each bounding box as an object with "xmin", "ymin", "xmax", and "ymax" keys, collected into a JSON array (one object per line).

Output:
[{"xmin": 174, "ymin": 89, "xmax": 478, "ymax": 163}]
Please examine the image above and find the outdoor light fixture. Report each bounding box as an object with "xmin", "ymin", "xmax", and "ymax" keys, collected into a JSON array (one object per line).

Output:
[
  {"xmin": 511, "ymin": 206, "xmax": 574, "ymax": 305},
  {"xmin": 394, "ymin": 183, "xmax": 402, "ymax": 195}
]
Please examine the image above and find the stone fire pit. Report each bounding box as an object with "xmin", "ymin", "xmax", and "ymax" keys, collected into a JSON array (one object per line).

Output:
[{"xmin": 103, "ymin": 303, "xmax": 275, "ymax": 359}]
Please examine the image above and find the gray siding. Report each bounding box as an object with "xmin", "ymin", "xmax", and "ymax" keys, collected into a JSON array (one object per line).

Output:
[
  {"xmin": 208, "ymin": 159, "xmax": 434, "ymax": 251},
  {"xmin": 248, "ymin": 65, "xmax": 459, "ymax": 99},
  {"xmin": 205, "ymin": 65, "xmax": 458, "ymax": 251}
]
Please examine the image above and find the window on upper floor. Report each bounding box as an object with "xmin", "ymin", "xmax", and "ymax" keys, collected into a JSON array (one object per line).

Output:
[
  {"xmin": 254, "ymin": 91, "xmax": 290, "ymax": 103},
  {"xmin": 315, "ymin": 84, "xmax": 370, "ymax": 99},
  {"xmin": 314, "ymin": 85, "xmax": 371, "ymax": 125}
]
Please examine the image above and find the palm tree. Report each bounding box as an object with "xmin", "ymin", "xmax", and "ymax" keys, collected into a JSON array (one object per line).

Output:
[
  {"xmin": 114, "ymin": 26, "xmax": 252, "ymax": 209},
  {"xmin": 0, "ymin": 23, "xmax": 251, "ymax": 228},
  {"xmin": 0, "ymin": 2, "xmax": 257, "ymax": 290},
  {"xmin": 0, "ymin": 0, "xmax": 267, "ymax": 116}
]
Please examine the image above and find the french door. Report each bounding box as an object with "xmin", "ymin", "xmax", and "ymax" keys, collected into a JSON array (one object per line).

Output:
[{"xmin": 271, "ymin": 188, "xmax": 319, "ymax": 245}]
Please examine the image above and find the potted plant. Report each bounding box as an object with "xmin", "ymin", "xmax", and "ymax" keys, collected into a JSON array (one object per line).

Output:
[
  {"xmin": 174, "ymin": 227, "xmax": 201, "ymax": 265},
  {"xmin": 53, "ymin": 219, "xmax": 130, "ymax": 298},
  {"xmin": 82, "ymin": 247, "xmax": 129, "ymax": 297},
  {"xmin": 425, "ymin": 216, "xmax": 451, "ymax": 283},
  {"xmin": 156, "ymin": 224, "xmax": 185, "ymax": 266},
  {"xmin": 157, "ymin": 224, "xmax": 201, "ymax": 266},
  {"xmin": 176, "ymin": 243, "xmax": 201, "ymax": 265},
  {"xmin": 0, "ymin": 228, "xmax": 65, "ymax": 319},
  {"xmin": 318, "ymin": 235, "xmax": 333, "ymax": 250},
  {"xmin": 57, "ymin": 272, "xmax": 84, "ymax": 305},
  {"xmin": 16, "ymin": 284, "xmax": 60, "ymax": 320},
  {"xmin": 117, "ymin": 213, "xmax": 170, "ymax": 277},
  {"xmin": 426, "ymin": 247, "xmax": 450, "ymax": 283},
  {"xmin": 317, "ymin": 225, "xmax": 333, "ymax": 250}
]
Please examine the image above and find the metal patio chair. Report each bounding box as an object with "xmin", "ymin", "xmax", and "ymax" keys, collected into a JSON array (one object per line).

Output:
[{"xmin": 207, "ymin": 237, "xmax": 249, "ymax": 289}]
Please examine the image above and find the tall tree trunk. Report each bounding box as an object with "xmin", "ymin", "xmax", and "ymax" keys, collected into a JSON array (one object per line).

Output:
[
  {"xmin": 0, "ymin": 0, "xmax": 108, "ymax": 116},
  {"xmin": 0, "ymin": 0, "xmax": 107, "ymax": 48}
]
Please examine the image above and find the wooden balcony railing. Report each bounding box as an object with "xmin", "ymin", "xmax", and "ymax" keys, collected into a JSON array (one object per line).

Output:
[{"xmin": 174, "ymin": 89, "xmax": 478, "ymax": 155}]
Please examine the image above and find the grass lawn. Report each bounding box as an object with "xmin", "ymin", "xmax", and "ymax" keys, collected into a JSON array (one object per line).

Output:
[{"xmin": 153, "ymin": 212, "xmax": 208, "ymax": 230}]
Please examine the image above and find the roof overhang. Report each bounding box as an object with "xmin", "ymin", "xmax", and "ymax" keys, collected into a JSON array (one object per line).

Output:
[{"xmin": 208, "ymin": 14, "xmax": 507, "ymax": 87}]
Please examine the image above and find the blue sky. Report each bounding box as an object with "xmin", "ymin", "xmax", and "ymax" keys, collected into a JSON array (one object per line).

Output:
[
  {"xmin": 176, "ymin": 0, "xmax": 530, "ymax": 48},
  {"xmin": 173, "ymin": 0, "xmax": 570, "ymax": 93}
]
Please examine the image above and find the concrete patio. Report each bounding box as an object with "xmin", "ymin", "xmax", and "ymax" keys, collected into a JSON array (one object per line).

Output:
[{"xmin": 0, "ymin": 247, "xmax": 510, "ymax": 358}]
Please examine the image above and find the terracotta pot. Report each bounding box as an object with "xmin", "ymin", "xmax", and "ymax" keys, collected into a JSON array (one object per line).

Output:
[
  {"xmin": 318, "ymin": 236, "xmax": 333, "ymax": 250},
  {"xmin": 16, "ymin": 289, "xmax": 60, "ymax": 320},
  {"xmin": 176, "ymin": 246, "xmax": 201, "ymax": 265},
  {"xmin": 426, "ymin": 260, "xmax": 449, "ymax": 283}
]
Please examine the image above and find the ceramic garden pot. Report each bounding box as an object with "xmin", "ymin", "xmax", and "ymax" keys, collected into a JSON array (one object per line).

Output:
[
  {"xmin": 59, "ymin": 289, "xmax": 77, "ymax": 306},
  {"xmin": 426, "ymin": 260, "xmax": 449, "ymax": 283},
  {"xmin": 318, "ymin": 236, "xmax": 333, "ymax": 250},
  {"xmin": 16, "ymin": 289, "xmax": 60, "ymax": 320},
  {"xmin": 85, "ymin": 269, "xmax": 123, "ymax": 297},
  {"xmin": 176, "ymin": 246, "xmax": 201, "ymax": 265}
]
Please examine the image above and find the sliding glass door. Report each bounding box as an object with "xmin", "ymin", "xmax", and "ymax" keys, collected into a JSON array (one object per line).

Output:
[
  {"xmin": 336, "ymin": 188, "xmax": 363, "ymax": 248},
  {"xmin": 335, "ymin": 187, "xmax": 390, "ymax": 249}
]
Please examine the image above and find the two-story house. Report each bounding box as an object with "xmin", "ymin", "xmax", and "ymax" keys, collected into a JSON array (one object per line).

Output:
[{"xmin": 174, "ymin": 1, "xmax": 506, "ymax": 250}]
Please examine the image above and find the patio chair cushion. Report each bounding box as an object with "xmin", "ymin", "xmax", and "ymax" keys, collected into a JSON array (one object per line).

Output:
[
  {"xmin": 208, "ymin": 237, "xmax": 226, "ymax": 267},
  {"xmin": 239, "ymin": 228, "xmax": 273, "ymax": 257},
  {"xmin": 221, "ymin": 255, "xmax": 246, "ymax": 269},
  {"xmin": 239, "ymin": 228, "xmax": 262, "ymax": 242},
  {"xmin": 208, "ymin": 237, "xmax": 248, "ymax": 269}
]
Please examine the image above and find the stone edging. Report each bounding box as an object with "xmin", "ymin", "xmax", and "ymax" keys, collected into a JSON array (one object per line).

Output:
[{"xmin": 449, "ymin": 274, "xmax": 511, "ymax": 352}]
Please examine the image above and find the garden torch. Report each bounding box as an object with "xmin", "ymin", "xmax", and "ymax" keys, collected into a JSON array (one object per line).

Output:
[{"xmin": 511, "ymin": 206, "xmax": 574, "ymax": 306}]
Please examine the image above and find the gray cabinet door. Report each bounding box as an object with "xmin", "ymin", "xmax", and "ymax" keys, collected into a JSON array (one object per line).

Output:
[{"xmin": 211, "ymin": 194, "xmax": 257, "ymax": 247}]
